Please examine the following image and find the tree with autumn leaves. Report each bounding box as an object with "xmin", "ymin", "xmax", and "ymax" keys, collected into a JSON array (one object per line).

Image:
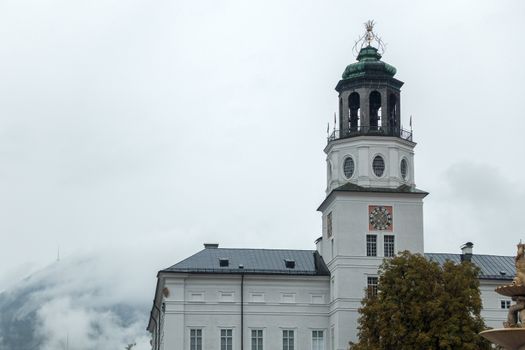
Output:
[{"xmin": 350, "ymin": 251, "xmax": 491, "ymax": 350}]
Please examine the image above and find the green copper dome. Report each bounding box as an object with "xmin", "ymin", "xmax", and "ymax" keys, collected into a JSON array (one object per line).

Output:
[{"xmin": 342, "ymin": 46, "xmax": 397, "ymax": 80}]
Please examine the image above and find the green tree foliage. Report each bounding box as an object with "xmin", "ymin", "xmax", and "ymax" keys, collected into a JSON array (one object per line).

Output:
[{"xmin": 351, "ymin": 251, "xmax": 491, "ymax": 350}]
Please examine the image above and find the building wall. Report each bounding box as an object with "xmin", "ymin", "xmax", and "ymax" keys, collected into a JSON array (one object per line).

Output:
[
  {"xmin": 318, "ymin": 192, "xmax": 424, "ymax": 348},
  {"xmin": 325, "ymin": 136, "xmax": 415, "ymax": 193},
  {"xmin": 153, "ymin": 269, "xmax": 510, "ymax": 350},
  {"xmin": 160, "ymin": 274, "xmax": 330, "ymax": 350},
  {"xmin": 479, "ymin": 279, "xmax": 512, "ymax": 329}
]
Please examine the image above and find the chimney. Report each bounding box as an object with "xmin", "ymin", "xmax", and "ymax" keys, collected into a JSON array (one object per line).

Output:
[
  {"xmin": 460, "ymin": 242, "xmax": 473, "ymax": 262},
  {"xmin": 204, "ymin": 243, "xmax": 219, "ymax": 249}
]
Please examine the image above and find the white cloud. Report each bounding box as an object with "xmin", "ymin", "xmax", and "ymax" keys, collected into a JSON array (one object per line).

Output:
[
  {"xmin": 425, "ymin": 162, "xmax": 525, "ymax": 256},
  {"xmin": 1, "ymin": 1, "xmax": 525, "ymax": 346},
  {"xmin": 36, "ymin": 297, "xmax": 149, "ymax": 350}
]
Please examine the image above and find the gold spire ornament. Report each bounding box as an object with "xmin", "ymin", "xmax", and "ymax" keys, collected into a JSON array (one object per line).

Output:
[{"xmin": 352, "ymin": 20, "xmax": 386, "ymax": 57}]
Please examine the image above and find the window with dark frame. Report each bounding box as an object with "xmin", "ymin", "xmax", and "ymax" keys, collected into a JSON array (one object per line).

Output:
[
  {"xmin": 372, "ymin": 155, "xmax": 385, "ymax": 177},
  {"xmin": 330, "ymin": 327, "xmax": 335, "ymax": 350},
  {"xmin": 367, "ymin": 276, "xmax": 378, "ymax": 298},
  {"xmin": 283, "ymin": 329, "xmax": 294, "ymax": 350},
  {"xmin": 251, "ymin": 329, "xmax": 263, "ymax": 350},
  {"xmin": 384, "ymin": 235, "xmax": 395, "ymax": 257},
  {"xmin": 343, "ymin": 157, "xmax": 355, "ymax": 178},
  {"xmin": 221, "ymin": 329, "xmax": 233, "ymax": 350},
  {"xmin": 190, "ymin": 329, "xmax": 202, "ymax": 350},
  {"xmin": 400, "ymin": 158, "xmax": 408, "ymax": 180},
  {"xmin": 366, "ymin": 235, "xmax": 377, "ymax": 256},
  {"xmin": 312, "ymin": 330, "xmax": 324, "ymax": 350},
  {"xmin": 327, "ymin": 212, "xmax": 332, "ymax": 238}
]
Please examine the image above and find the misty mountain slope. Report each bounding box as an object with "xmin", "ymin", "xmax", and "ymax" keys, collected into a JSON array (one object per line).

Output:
[{"xmin": 0, "ymin": 254, "xmax": 151, "ymax": 350}]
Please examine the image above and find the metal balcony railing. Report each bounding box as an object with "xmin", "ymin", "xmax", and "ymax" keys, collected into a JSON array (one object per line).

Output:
[{"xmin": 327, "ymin": 125, "xmax": 413, "ymax": 142}]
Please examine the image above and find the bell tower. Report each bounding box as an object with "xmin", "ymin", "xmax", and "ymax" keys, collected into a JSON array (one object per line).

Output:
[
  {"xmin": 326, "ymin": 21, "xmax": 415, "ymax": 193},
  {"xmin": 317, "ymin": 21, "xmax": 428, "ymax": 349}
]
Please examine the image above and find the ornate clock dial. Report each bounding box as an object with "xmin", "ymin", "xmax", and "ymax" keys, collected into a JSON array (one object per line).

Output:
[{"xmin": 369, "ymin": 205, "xmax": 393, "ymax": 231}]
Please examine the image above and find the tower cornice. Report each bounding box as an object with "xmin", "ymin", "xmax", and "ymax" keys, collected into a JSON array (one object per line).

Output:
[
  {"xmin": 324, "ymin": 135, "xmax": 416, "ymax": 154},
  {"xmin": 335, "ymin": 76, "xmax": 404, "ymax": 93},
  {"xmin": 317, "ymin": 184, "xmax": 428, "ymax": 212}
]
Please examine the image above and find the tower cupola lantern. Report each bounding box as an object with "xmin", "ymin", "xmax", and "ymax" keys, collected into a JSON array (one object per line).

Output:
[
  {"xmin": 330, "ymin": 20, "xmax": 411, "ymax": 142},
  {"xmin": 324, "ymin": 21, "xmax": 419, "ymax": 192}
]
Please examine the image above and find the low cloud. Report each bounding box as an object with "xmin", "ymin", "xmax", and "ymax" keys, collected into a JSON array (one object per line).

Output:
[
  {"xmin": 0, "ymin": 235, "xmax": 194, "ymax": 350},
  {"xmin": 426, "ymin": 162, "xmax": 525, "ymax": 256},
  {"xmin": 36, "ymin": 297, "xmax": 149, "ymax": 350}
]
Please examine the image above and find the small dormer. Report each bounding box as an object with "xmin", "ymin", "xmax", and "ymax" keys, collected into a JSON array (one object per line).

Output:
[{"xmin": 284, "ymin": 259, "xmax": 296, "ymax": 269}]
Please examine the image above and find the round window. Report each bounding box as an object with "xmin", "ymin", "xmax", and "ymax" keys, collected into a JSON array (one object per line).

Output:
[
  {"xmin": 343, "ymin": 157, "xmax": 355, "ymax": 178},
  {"xmin": 400, "ymin": 158, "xmax": 408, "ymax": 180},
  {"xmin": 372, "ymin": 156, "xmax": 385, "ymax": 177}
]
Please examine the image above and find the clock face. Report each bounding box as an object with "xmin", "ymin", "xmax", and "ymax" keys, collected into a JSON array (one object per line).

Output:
[{"xmin": 369, "ymin": 205, "xmax": 393, "ymax": 231}]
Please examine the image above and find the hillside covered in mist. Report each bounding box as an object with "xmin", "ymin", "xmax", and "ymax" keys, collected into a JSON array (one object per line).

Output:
[{"xmin": 0, "ymin": 254, "xmax": 152, "ymax": 350}]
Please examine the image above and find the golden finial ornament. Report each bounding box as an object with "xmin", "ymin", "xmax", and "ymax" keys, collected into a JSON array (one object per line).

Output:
[{"xmin": 352, "ymin": 20, "xmax": 386, "ymax": 57}]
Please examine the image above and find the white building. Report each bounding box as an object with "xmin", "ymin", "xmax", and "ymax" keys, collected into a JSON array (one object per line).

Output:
[{"xmin": 147, "ymin": 32, "xmax": 515, "ymax": 350}]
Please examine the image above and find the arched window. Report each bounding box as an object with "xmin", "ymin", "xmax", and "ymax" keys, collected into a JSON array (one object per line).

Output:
[
  {"xmin": 372, "ymin": 155, "xmax": 385, "ymax": 177},
  {"xmin": 343, "ymin": 156, "xmax": 355, "ymax": 179},
  {"xmin": 400, "ymin": 158, "xmax": 408, "ymax": 180},
  {"xmin": 388, "ymin": 93, "xmax": 398, "ymax": 135},
  {"xmin": 348, "ymin": 92, "xmax": 360, "ymax": 133},
  {"xmin": 339, "ymin": 97, "xmax": 343, "ymax": 131},
  {"xmin": 369, "ymin": 91, "xmax": 381, "ymax": 131},
  {"xmin": 327, "ymin": 160, "xmax": 332, "ymax": 184}
]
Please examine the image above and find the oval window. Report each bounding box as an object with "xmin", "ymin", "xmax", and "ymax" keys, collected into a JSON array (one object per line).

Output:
[
  {"xmin": 400, "ymin": 158, "xmax": 408, "ymax": 180},
  {"xmin": 343, "ymin": 157, "xmax": 355, "ymax": 178},
  {"xmin": 372, "ymin": 156, "xmax": 385, "ymax": 177}
]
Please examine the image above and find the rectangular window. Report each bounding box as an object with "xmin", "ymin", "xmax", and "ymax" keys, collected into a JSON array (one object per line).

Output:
[
  {"xmin": 312, "ymin": 330, "xmax": 324, "ymax": 350},
  {"xmin": 251, "ymin": 329, "xmax": 263, "ymax": 350},
  {"xmin": 327, "ymin": 212, "xmax": 333, "ymax": 238},
  {"xmin": 190, "ymin": 329, "xmax": 202, "ymax": 350},
  {"xmin": 366, "ymin": 235, "xmax": 377, "ymax": 257},
  {"xmin": 501, "ymin": 300, "xmax": 511, "ymax": 309},
  {"xmin": 283, "ymin": 330, "xmax": 294, "ymax": 350},
  {"xmin": 367, "ymin": 276, "xmax": 378, "ymax": 298},
  {"xmin": 330, "ymin": 327, "xmax": 335, "ymax": 350},
  {"xmin": 384, "ymin": 235, "xmax": 395, "ymax": 257},
  {"xmin": 221, "ymin": 329, "xmax": 233, "ymax": 350}
]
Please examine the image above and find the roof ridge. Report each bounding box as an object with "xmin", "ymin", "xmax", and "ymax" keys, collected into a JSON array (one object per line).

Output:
[
  {"xmin": 205, "ymin": 247, "xmax": 316, "ymax": 252},
  {"xmin": 426, "ymin": 252, "xmax": 513, "ymax": 258}
]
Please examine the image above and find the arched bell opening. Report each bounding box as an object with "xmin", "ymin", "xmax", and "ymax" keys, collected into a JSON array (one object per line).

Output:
[
  {"xmin": 369, "ymin": 91, "xmax": 381, "ymax": 131},
  {"xmin": 348, "ymin": 92, "xmax": 360, "ymax": 133},
  {"xmin": 388, "ymin": 93, "xmax": 398, "ymax": 136},
  {"xmin": 338, "ymin": 97, "xmax": 343, "ymax": 132}
]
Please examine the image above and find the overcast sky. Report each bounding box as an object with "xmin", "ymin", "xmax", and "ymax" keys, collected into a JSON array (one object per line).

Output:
[{"xmin": 1, "ymin": 0, "xmax": 525, "ymax": 292}]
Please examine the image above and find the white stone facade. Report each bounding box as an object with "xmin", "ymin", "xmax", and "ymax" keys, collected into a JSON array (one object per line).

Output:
[
  {"xmin": 148, "ymin": 43, "xmax": 512, "ymax": 350},
  {"xmin": 153, "ymin": 274, "xmax": 330, "ymax": 350},
  {"xmin": 325, "ymin": 136, "xmax": 416, "ymax": 193},
  {"xmin": 480, "ymin": 280, "xmax": 512, "ymax": 329},
  {"xmin": 149, "ymin": 264, "xmax": 510, "ymax": 350}
]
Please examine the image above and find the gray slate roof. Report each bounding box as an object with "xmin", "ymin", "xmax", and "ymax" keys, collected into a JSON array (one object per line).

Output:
[
  {"xmin": 425, "ymin": 253, "xmax": 515, "ymax": 280},
  {"xmin": 161, "ymin": 248, "xmax": 514, "ymax": 280},
  {"xmin": 162, "ymin": 248, "xmax": 330, "ymax": 276}
]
